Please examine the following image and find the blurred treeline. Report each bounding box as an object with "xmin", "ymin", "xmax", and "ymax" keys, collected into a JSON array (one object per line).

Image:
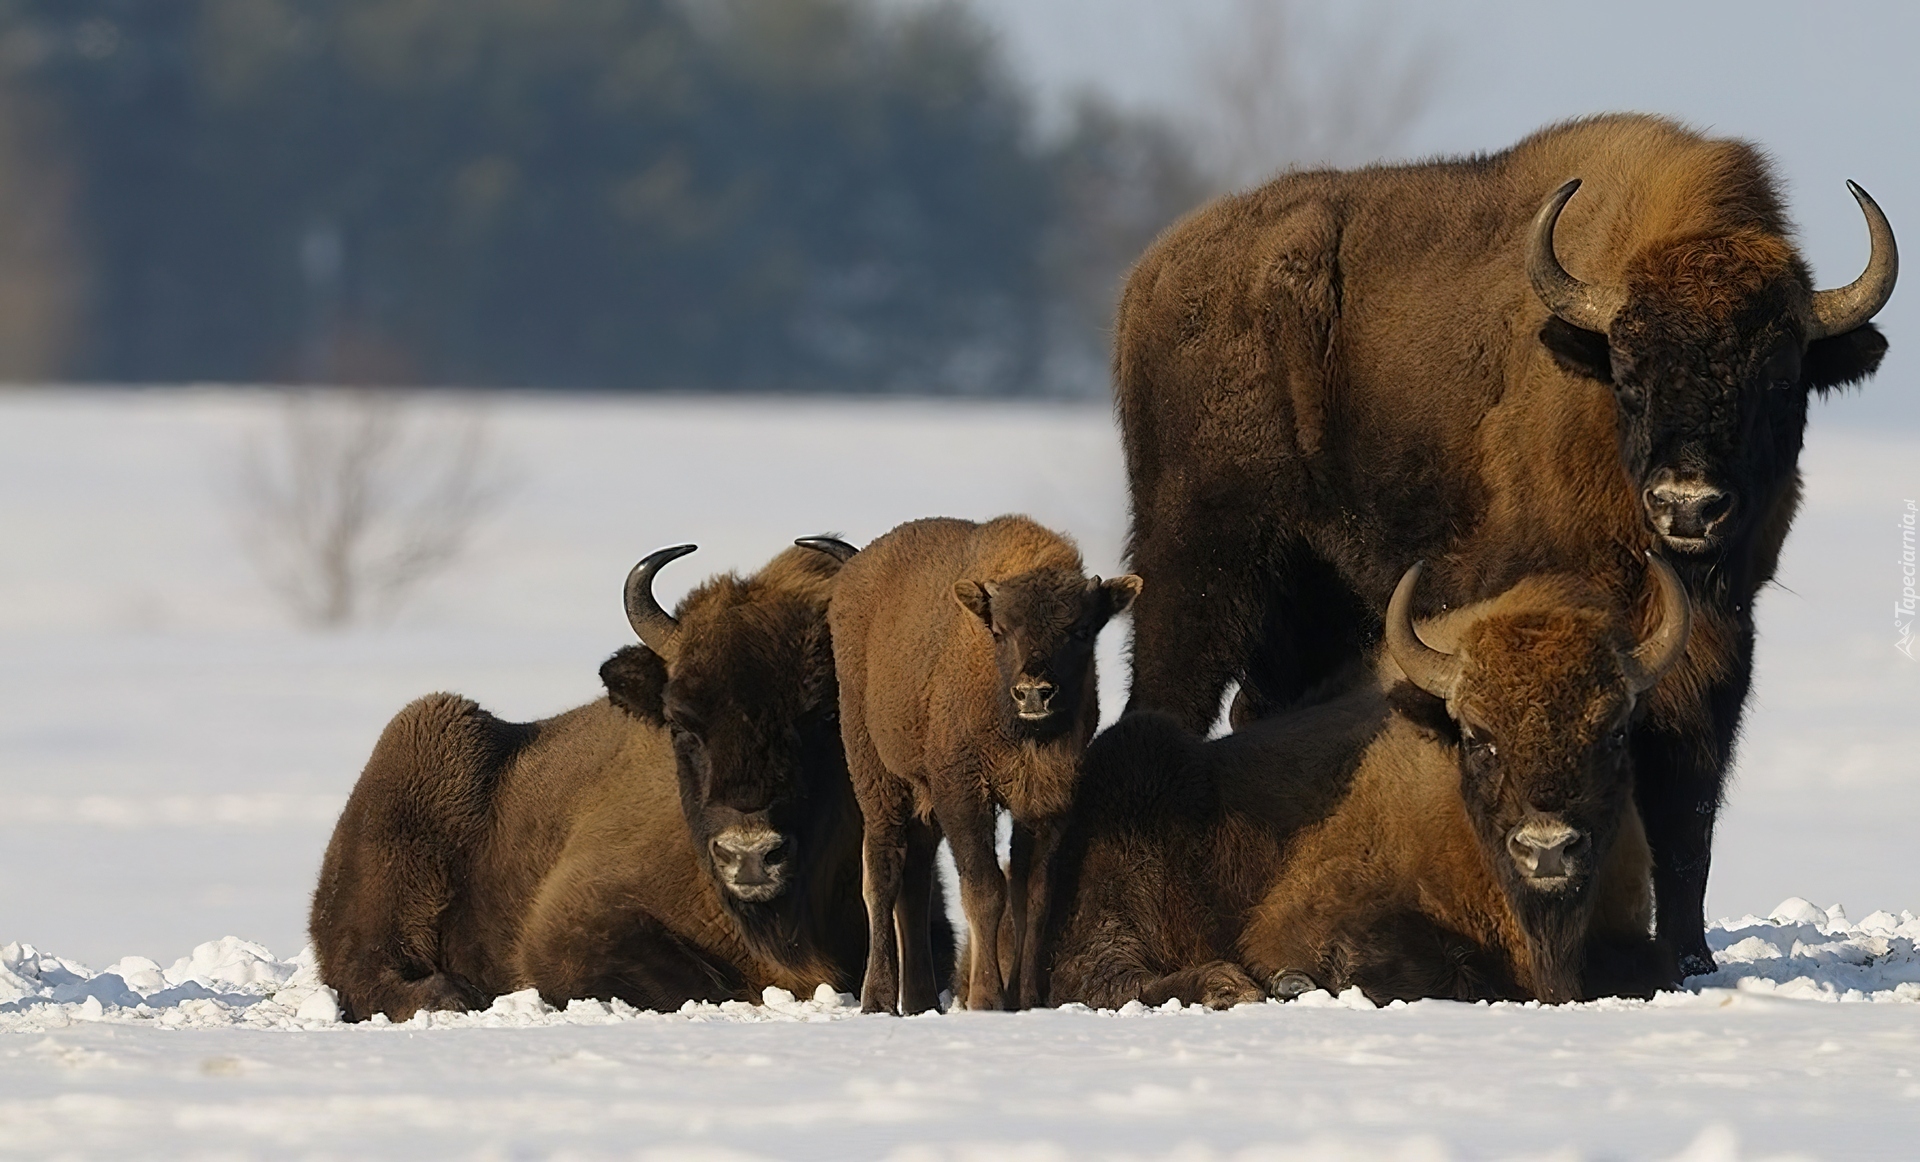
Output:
[{"xmin": 0, "ymin": 0, "xmax": 1206, "ymax": 395}]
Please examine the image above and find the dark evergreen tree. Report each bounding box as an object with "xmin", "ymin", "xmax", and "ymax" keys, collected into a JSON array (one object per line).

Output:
[{"xmin": 0, "ymin": 0, "xmax": 1201, "ymax": 394}]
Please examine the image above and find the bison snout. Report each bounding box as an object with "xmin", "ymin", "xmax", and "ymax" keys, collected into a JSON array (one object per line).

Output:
[
  {"xmin": 1507, "ymin": 818, "xmax": 1588, "ymax": 884},
  {"xmin": 1644, "ymin": 476, "xmax": 1734, "ymax": 550},
  {"xmin": 1011, "ymin": 680, "xmax": 1057, "ymax": 719},
  {"xmin": 711, "ymin": 828, "xmax": 793, "ymax": 901}
]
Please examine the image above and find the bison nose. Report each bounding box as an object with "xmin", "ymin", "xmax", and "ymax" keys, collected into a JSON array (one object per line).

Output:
[
  {"xmin": 1507, "ymin": 819, "xmax": 1587, "ymax": 881},
  {"xmin": 711, "ymin": 828, "xmax": 792, "ymax": 898},
  {"xmin": 1644, "ymin": 479, "xmax": 1734, "ymax": 545},
  {"xmin": 1011, "ymin": 680, "xmax": 1056, "ymax": 718}
]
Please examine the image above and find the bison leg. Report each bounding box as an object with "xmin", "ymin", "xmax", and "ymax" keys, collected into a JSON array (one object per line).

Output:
[
  {"xmin": 857, "ymin": 805, "xmax": 913, "ymax": 1015},
  {"xmin": 894, "ymin": 819, "xmax": 943, "ymax": 1015},
  {"xmin": 1633, "ymin": 731, "xmax": 1724, "ymax": 979},
  {"xmin": 1147, "ymin": 961, "xmax": 1268, "ymax": 1009},
  {"xmin": 938, "ymin": 789, "xmax": 1008, "ymax": 1011},
  {"xmin": 1582, "ymin": 934, "xmax": 1679, "ymax": 1000},
  {"xmin": 334, "ymin": 967, "xmax": 486, "ymax": 1024},
  {"xmin": 1006, "ymin": 821, "xmax": 1029, "ymax": 1003},
  {"xmin": 1633, "ymin": 654, "xmax": 1746, "ymax": 979},
  {"xmin": 1007, "ymin": 814, "xmax": 1064, "ymax": 1010},
  {"xmin": 1124, "ymin": 489, "xmax": 1279, "ymax": 735},
  {"xmin": 1052, "ymin": 948, "xmax": 1259, "ymax": 1014},
  {"xmin": 1329, "ymin": 908, "xmax": 1523, "ymax": 1004},
  {"xmin": 517, "ymin": 905, "xmax": 741, "ymax": 1012},
  {"xmin": 1231, "ymin": 546, "xmax": 1377, "ymax": 727}
]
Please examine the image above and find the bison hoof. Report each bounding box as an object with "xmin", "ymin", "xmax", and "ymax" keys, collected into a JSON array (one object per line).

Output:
[
  {"xmin": 1268, "ymin": 971, "xmax": 1319, "ymax": 1001},
  {"xmin": 1200, "ymin": 969, "xmax": 1268, "ymax": 1010}
]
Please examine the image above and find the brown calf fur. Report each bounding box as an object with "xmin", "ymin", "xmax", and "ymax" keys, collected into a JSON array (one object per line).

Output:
[
  {"xmin": 311, "ymin": 545, "xmax": 951, "ymax": 1022},
  {"xmin": 1047, "ymin": 563, "xmax": 1687, "ymax": 1008},
  {"xmin": 815, "ymin": 516, "xmax": 1140, "ymax": 1012}
]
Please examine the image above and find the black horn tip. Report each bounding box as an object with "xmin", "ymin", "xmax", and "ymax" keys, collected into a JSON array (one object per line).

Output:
[
  {"xmin": 794, "ymin": 536, "xmax": 859, "ymax": 563},
  {"xmin": 636, "ymin": 543, "xmax": 698, "ymax": 568}
]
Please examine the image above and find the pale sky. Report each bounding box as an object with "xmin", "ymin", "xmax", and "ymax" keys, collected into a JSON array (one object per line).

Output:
[{"xmin": 965, "ymin": 0, "xmax": 1917, "ymax": 428}]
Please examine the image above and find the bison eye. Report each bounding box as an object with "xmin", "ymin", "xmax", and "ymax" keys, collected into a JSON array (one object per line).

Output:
[{"xmin": 1605, "ymin": 725, "xmax": 1630, "ymax": 752}]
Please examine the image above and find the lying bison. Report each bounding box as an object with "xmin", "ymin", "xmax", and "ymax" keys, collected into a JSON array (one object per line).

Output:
[
  {"xmin": 1116, "ymin": 113, "xmax": 1894, "ymax": 974},
  {"xmin": 311, "ymin": 544, "xmax": 951, "ymax": 1022},
  {"xmin": 1049, "ymin": 558, "xmax": 1689, "ymax": 1007},
  {"xmin": 810, "ymin": 518, "xmax": 1139, "ymax": 1012}
]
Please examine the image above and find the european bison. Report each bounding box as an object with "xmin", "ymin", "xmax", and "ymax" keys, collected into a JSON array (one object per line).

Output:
[
  {"xmin": 1115, "ymin": 113, "xmax": 1895, "ymax": 974},
  {"xmin": 811, "ymin": 517, "xmax": 1140, "ymax": 1012},
  {"xmin": 311, "ymin": 544, "xmax": 951, "ymax": 1022},
  {"xmin": 1048, "ymin": 558, "xmax": 1690, "ymax": 1007}
]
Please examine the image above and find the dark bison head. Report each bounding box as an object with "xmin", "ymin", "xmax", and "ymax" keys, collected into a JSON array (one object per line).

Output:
[
  {"xmin": 953, "ymin": 569, "xmax": 1142, "ymax": 743},
  {"xmin": 1531, "ymin": 179, "xmax": 1894, "ymax": 556},
  {"xmin": 1386, "ymin": 556, "xmax": 1690, "ymax": 1001},
  {"xmin": 612, "ymin": 543, "xmax": 846, "ymax": 910}
]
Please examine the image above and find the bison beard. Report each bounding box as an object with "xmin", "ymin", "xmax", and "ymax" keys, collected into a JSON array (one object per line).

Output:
[{"xmin": 1115, "ymin": 113, "xmax": 1893, "ymax": 976}]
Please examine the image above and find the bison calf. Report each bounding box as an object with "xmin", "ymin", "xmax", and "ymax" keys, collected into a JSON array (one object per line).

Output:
[
  {"xmin": 311, "ymin": 544, "xmax": 951, "ymax": 1021},
  {"xmin": 810, "ymin": 517, "xmax": 1140, "ymax": 1012},
  {"xmin": 1048, "ymin": 558, "xmax": 1688, "ymax": 1007}
]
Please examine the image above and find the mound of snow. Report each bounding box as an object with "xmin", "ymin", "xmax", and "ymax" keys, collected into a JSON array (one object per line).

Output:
[
  {"xmin": 1684, "ymin": 897, "xmax": 1920, "ymax": 1002},
  {"xmin": 3, "ymin": 898, "xmax": 1915, "ymax": 1034}
]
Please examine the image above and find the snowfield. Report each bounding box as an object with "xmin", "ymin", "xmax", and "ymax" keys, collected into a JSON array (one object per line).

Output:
[
  {"xmin": 2, "ymin": 388, "xmax": 1917, "ymax": 1159},
  {"xmin": 0, "ymin": 904, "xmax": 1917, "ymax": 1159}
]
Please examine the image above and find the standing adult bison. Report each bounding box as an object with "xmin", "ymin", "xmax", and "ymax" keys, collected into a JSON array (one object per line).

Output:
[
  {"xmin": 311, "ymin": 544, "xmax": 952, "ymax": 1021},
  {"xmin": 1116, "ymin": 114, "xmax": 1895, "ymax": 975}
]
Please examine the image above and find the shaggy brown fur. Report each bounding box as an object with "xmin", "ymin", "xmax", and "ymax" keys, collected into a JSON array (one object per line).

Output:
[
  {"xmin": 1049, "ymin": 573, "xmax": 1677, "ymax": 1008},
  {"xmin": 821, "ymin": 516, "xmax": 1140, "ymax": 1012},
  {"xmin": 1114, "ymin": 113, "xmax": 1892, "ymax": 974},
  {"xmin": 311, "ymin": 546, "xmax": 952, "ymax": 1022}
]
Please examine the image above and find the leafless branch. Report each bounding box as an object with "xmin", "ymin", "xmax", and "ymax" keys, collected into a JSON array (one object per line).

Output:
[
  {"xmin": 1185, "ymin": 0, "xmax": 1441, "ymax": 192},
  {"xmin": 232, "ymin": 391, "xmax": 511, "ymax": 628}
]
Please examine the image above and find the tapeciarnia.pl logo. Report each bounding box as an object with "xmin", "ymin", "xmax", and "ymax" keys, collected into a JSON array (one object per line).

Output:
[{"xmin": 1898, "ymin": 499, "xmax": 1917, "ymax": 659}]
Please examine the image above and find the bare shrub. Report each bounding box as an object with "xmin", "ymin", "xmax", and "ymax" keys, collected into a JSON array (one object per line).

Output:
[
  {"xmin": 232, "ymin": 391, "xmax": 510, "ymax": 628},
  {"xmin": 1185, "ymin": 0, "xmax": 1442, "ymax": 191},
  {"xmin": 1040, "ymin": 97, "xmax": 1211, "ymax": 396}
]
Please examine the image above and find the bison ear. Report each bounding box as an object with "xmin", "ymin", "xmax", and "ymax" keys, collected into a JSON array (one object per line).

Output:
[
  {"xmin": 1538, "ymin": 318, "xmax": 1614, "ymax": 385},
  {"xmin": 953, "ymin": 579, "xmax": 994, "ymax": 627},
  {"xmin": 601, "ymin": 645, "xmax": 669, "ymax": 725},
  {"xmin": 1803, "ymin": 323, "xmax": 1888, "ymax": 394},
  {"xmin": 1099, "ymin": 574, "xmax": 1143, "ymax": 618},
  {"xmin": 1386, "ymin": 680, "xmax": 1460, "ymax": 746}
]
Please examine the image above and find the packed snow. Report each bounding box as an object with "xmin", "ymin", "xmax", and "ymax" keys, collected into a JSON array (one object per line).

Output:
[{"xmin": 2, "ymin": 387, "xmax": 1917, "ymax": 1158}]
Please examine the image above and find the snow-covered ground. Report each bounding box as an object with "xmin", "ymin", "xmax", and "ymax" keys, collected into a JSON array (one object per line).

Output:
[{"xmin": 2, "ymin": 387, "xmax": 1916, "ymax": 1158}]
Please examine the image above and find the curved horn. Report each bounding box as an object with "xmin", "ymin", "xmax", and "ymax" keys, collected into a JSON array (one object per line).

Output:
[
  {"xmin": 624, "ymin": 544, "xmax": 696, "ymax": 660},
  {"xmin": 1385, "ymin": 561, "xmax": 1463, "ymax": 700},
  {"xmin": 1808, "ymin": 181, "xmax": 1898, "ymax": 340},
  {"xmin": 1528, "ymin": 179, "xmax": 1627, "ymax": 334},
  {"xmin": 1625, "ymin": 553, "xmax": 1692, "ymax": 694},
  {"xmin": 794, "ymin": 536, "xmax": 858, "ymax": 563}
]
